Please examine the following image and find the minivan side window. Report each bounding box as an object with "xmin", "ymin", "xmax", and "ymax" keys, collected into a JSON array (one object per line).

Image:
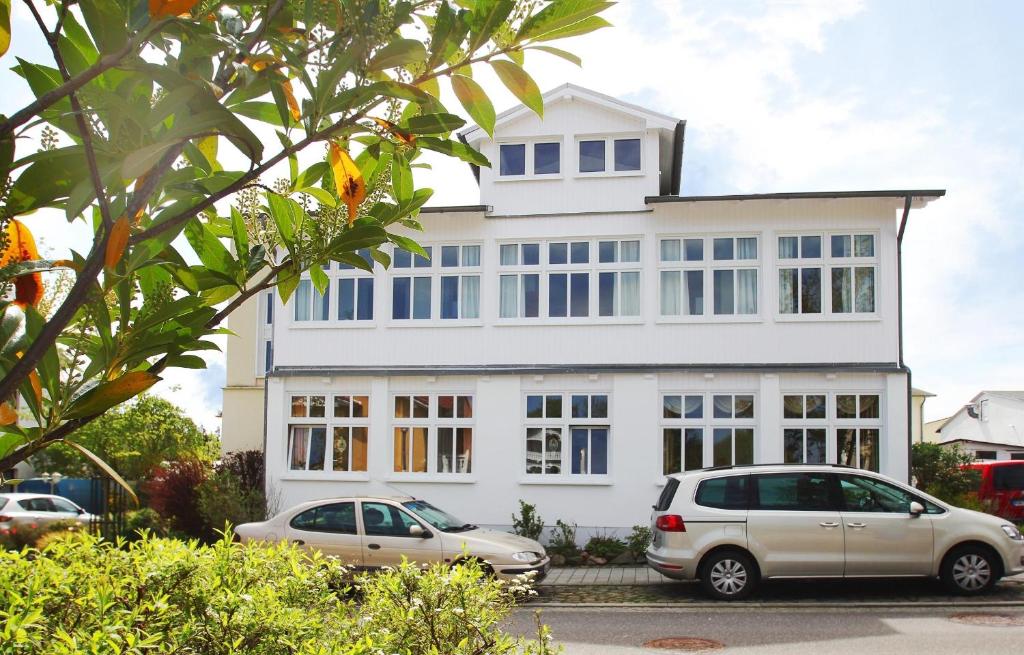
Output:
[
  {"xmin": 752, "ymin": 473, "xmax": 835, "ymax": 511},
  {"xmin": 838, "ymin": 475, "xmax": 943, "ymax": 514},
  {"xmin": 695, "ymin": 475, "xmax": 749, "ymax": 510}
]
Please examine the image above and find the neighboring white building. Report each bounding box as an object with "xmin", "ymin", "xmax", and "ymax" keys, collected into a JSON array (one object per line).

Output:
[
  {"xmin": 911, "ymin": 387, "xmax": 935, "ymax": 444},
  {"xmin": 933, "ymin": 391, "xmax": 1024, "ymax": 461},
  {"xmin": 223, "ymin": 84, "xmax": 944, "ymax": 534}
]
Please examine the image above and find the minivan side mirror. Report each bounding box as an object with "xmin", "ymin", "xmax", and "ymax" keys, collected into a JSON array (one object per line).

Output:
[{"xmin": 909, "ymin": 501, "xmax": 925, "ymax": 517}]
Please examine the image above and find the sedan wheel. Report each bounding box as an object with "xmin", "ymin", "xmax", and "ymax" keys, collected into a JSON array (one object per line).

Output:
[
  {"xmin": 942, "ymin": 547, "xmax": 999, "ymax": 595},
  {"xmin": 700, "ymin": 551, "xmax": 757, "ymax": 600}
]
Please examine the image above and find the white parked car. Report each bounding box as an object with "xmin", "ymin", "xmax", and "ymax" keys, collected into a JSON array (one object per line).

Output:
[
  {"xmin": 646, "ymin": 464, "xmax": 1024, "ymax": 600},
  {"xmin": 235, "ymin": 496, "xmax": 550, "ymax": 581},
  {"xmin": 0, "ymin": 493, "xmax": 94, "ymax": 532}
]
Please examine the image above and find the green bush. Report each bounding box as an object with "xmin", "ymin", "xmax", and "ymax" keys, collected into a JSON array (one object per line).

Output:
[
  {"xmin": 123, "ymin": 508, "xmax": 169, "ymax": 541},
  {"xmin": 197, "ymin": 468, "xmax": 266, "ymax": 536},
  {"xmin": 546, "ymin": 520, "xmax": 581, "ymax": 564},
  {"xmin": 584, "ymin": 534, "xmax": 627, "ymax": 561},
  {"xmin": 512, "ymin": 500, "xmax": 545, "ymax": 541},
  {"xmin": 911, "ymin": 442, "xmax": 980, "ymax": 505},
  {"xmin": 0, "ymin": 531, "xmax": 559, "ymax": 654},
  {"xmin": 626, "ymin": 525, "xmax": 652, "ymax": 561}
]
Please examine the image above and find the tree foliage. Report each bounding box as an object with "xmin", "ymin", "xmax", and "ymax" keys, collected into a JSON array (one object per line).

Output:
[
  {"xmin": 0, "ymin": 0, "xmax": 613, "ymax": 488},
  {"xmin": 30, "ymin": 393, "xmax": 216, "ymax": 479},
  {"xmin": 911, "ymin": 442, "xmax": 979, "ymax": 504}
]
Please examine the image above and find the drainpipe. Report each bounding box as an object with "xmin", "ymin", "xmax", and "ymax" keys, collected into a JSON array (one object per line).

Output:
[{"xmin": 897, "ymin": 194, "xmax": 913, "ymax": 482}]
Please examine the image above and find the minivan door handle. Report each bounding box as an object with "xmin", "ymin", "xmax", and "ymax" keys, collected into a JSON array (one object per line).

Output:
[
  {"xmin": 367, "ymin": 543, "xmax": 381, "ymax": 550},
  {"xmin": 847, "ymin": 522, "xmax": 867, "ymax": 529},
  {"xmin": 819, "ymin": 522, "xmax": 840, "ymax": 528}
]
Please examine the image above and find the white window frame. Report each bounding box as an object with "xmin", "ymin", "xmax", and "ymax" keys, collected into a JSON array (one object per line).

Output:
[
  {"xmin": 659, "ymin": 393, "xmax": 708, "ymax": 476},
  {"xmin": 780, "ymin": 392, "xmax": 830, "ymax": 465},
  {"xmin": 494, "ymin": 136, "xmax": 564, "ymax": 180},
  {"xmin": 255, "ymin": 290, "xmax": 274, "ymax": 377},
  {"xmin": 497, "ymin": 242, "xmax": 543, "ymax": 320},
  {"xmin": 389, "ymin": 393, "xmax": 476, "ymax": 481},
  {"xmin": 521, "ymin": 392, "xmax": 612, "ymax": 484},
  {"xmin": 658, "ymin": 391, "xmax": 757, "ymax": 477},
  {"xmin": 657, "ymin": 234, "xmax": 761, "ymax": 323},
  {"xmin": 288, "ymin": 252, "xmax": 380, "ymax": 330},
  {"xmin": 284, "ymin": 392, "xmax": 370, "ymax": 480},
  {"xmin": 574, "ymin": 133, "xmax": 645, "ymax": 177},
  {"xmin": 388, "ymin": 243, "xmax": 483, "ymax": 326},
  {"xmin": 775, "ymin": 231, "xmax": 880, "ymax": 321}
]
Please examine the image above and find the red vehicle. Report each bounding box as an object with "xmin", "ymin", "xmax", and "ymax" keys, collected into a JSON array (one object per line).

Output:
[{"xmin": 965, "ymin": 461, "xmax": 1024, "ymax": 520}]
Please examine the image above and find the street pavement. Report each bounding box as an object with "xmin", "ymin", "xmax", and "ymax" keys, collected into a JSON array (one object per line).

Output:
[{"xmin": 507, "ymin": 606, "xmax": 1024, "ymax": 654}]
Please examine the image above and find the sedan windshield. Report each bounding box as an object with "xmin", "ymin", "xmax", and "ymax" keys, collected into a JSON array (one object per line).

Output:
[{"xmin": 403, "ymin": 500, "xmax": 475, "ymax": 532}]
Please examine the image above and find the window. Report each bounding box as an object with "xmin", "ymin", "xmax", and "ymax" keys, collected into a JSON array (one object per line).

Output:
[
  {"xmin": 838, "ymin": 475, "xmax": 928, "ymax": 513},
  {"xmin": 976, "ymin": 450, "xmax": 998, "ymax": 461},
  {"xmin": 779, "ymin": 232, "xmax": 877, "ymax": 317},
  {"xmin": 578, "ymin": 136, "xmax": 642, "ymax": 174},
  {"xmin": 782, "ymin": 394, "xmax": 827, "ymax": 464},
  {"xmin": 290, "ymin": 502, "xmax": 357, "ymax": 534},
  {"xmin": 753, "ymin": 473, "xmax": 834, "ymax": 511},
  {"xmin": 392, "ymin": 244, "xmax": 480, "ymax": 321},
  {"xmin": 834, "ymin": 393, "xmax": 881, "ymax": 471},
  {"xmin": 294, "ymin": 279, "xmax": 330, "ymax": 321},
  {"xmin": 362, "ymin": 502, "xmax": 424, "ymax": 537},
  {"xmin": 52, "ymin": 498, "xmax": 81, "ymax": 513},
  {"xmin": 660, "ymin": 236, "xmax": 757, "ymax": 318},
  {"xmin": 548, "ymin": 241, "xmax": 590, "ymax": 317},
  {"xmin": 499, "ymin": 140, "xmax": 561, "ymax": 176},
  {"xmin": 662, "ymin": 393, "xmax": 754, "ymax": 472},
  {"xmin": 712, "ymin": 395, "xmax": 754, "ymax": 466},
  {"xmin": 661, "ymin": 395, "xmax": 705, "ymax": 474},
  {"xmin": 783, "ymin": 394, "xmax": 827, "ymax": 419},
  {"xmin": 836, "ymin": 394, "xmax": 880, "ymax": 419},
  {"xmin": 499, "ymin": 243, "xmax": 541, "ymax": 319},
  {"xmin": 713, "ymin": 238, "xmax": 758, "ymax": 315},
  {"xmin": 257, "ymin": 290, "xmax": 274, "ymax": 375},
  {"xmin": 597, "ymin": 239, "xmax": 641, "ymax": 317},
  {"xmin": 614, "ymin": 138, "xmax": 641, "ymax": 171},
  {"xmin": 337, "ymin": 249, "xmax": 375, "ymax": 321},
  {"xmin": 578, "ymin": 140, "xmax": 605, "ymax": 172},
  {"xmin": 658, "ymin": 238, "xmax": 705, "ymax": 316},
  {"xmin": 393, "ymin": 394, "xmax": 473, "ymax": 475},
  {"xmin": 288, "ymin": 394, "xmax": 369, "ymax": 473},
  {"xmin": 695, "ymin": 475, "xmax": 749, "ymax": 510},
  {"xmin": 525, "ymin": 393, "xmax": 609, "ymax": 477}
]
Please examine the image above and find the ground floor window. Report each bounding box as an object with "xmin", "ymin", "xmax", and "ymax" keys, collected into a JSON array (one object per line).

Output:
[
  {"xmin": 837, "ymin": 428, "xmax": 880, "ymax": 472},
  {"xmin": 525, "ymin": 393, "xmax": 609, "ymax": 477},
  {"xmin": 713, "ymin": 428, "xmax": 754, "ymax": 466},
  {"xmin": 662, "ymin": 427, "xmax": 703, "ymax": 474},
  {"xmin": 288, "ymin": 426, "xmax": 326, "ymax": 471},
  {"xmin": 392, "ymin": 394, "xmax": 474, "ymax": 475},
  {"xmin": 783, "ymin": 428, "xmax": 826, "ymax": 464}
]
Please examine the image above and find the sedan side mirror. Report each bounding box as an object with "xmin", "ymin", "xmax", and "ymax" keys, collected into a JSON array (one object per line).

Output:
[
  {"xmin": 909, "ymin": 501, "xmax": 925, "ymax": 517},
  {"xmin": 409, "ymin": 524, "xmax": 427, "ymax": 538}
]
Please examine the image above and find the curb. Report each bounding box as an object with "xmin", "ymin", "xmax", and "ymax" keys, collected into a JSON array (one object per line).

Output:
[{"xmin": 525, "ymin": 600, "xmax": 1024, "ymax": 609}]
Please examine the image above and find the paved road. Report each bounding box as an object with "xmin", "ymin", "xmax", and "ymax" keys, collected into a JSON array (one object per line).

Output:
[{"xmin": 507, "ymin": 606, "xmax": 1024, "ymax": 654}]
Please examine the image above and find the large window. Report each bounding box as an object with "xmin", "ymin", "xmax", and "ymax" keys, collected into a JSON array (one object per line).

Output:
[
  {"xmin": 499, "ymin": 140, "xmax": 562, "ymax": 177},
  {"xmin": 779, "ymin": 233, "xmax": 877, "ymax": 317},
  {"xmin": 577, "ymin": 136, "xmax": 642, "ymax": 173},
  {"xmin": 597, "ymin": 239, "xmax": 641, "ymax": 317},
  {"xmin": 782, "ymin": 394, "xmax": 827, "ymax": 464},
  {"xmin": 337, "ymin": 250, "xmax": 375, "ymax": 321},
  {"xmin": 392, "ymin": 244, "xmax": 480, "ymax": 321},
  {"xmin": 525, "ymin": 393, "xmax": 609, "ymax": 477},
  {"xmin": 287, "ymin": 393, "xmax": 369, "ymax": 473},
  {"xmin": 661, "ymin": 393, "xmax": 755, "ymax": 474},
  {"xmin": 393, "ymin": 394, "xmax": 474, "ymax": 475},
  {"xmin": 294, "ymin": 277, "xmax": 330, "ymax": 321},
  {"xmin": 659, "ymin": 236, "xmax": 757, "ymax": 318},
  {"xmin": 293, "ymin": 251, "xmax": 378, "ymax": 324},
  {"xmin": 543, "ymin": 238, "xmax": 642, "ymax": 320}
]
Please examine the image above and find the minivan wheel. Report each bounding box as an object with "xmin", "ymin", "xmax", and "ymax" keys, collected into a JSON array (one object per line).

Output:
[
  {"xmin": 941, "ymin": 546, "xmax": 999, "ymax": 595},
  {"xmin": 700, "ymin": 551, "xmax": 757, "ymax": 601}
]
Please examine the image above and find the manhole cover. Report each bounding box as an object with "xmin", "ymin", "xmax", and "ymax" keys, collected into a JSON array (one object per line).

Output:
[
  {"xmin": 643, "ymin": 637, "xmax": 725, "ymax": 651},
  {"xmin": 950, "ymin": 613, "xmax": 1024, "ymax": 627}
]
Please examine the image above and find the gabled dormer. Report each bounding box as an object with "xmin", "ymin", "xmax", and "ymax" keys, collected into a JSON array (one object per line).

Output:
[{"xmin": 459, "ymin": 84, "xmax": 685, "ymax": 216}]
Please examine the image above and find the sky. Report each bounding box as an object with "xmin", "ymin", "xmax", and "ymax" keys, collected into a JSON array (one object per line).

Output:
[{"xmin": 2, "ymin": 0, "xmax": 1022, "ymax": 431}]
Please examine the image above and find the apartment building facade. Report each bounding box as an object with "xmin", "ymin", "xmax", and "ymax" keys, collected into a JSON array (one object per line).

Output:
[{"xmin": 222, "ymin": 84, "xmax": 943, "ymax": 532}]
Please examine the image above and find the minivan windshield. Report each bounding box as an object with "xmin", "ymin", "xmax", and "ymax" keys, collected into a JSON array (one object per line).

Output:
[
  {"xmin": 403, "ymin": 500, "xmax": 476, "ymax": 532},
  {"xmin": 993, "ymin": 465, "xmax": 1024, "ymax": 491}
]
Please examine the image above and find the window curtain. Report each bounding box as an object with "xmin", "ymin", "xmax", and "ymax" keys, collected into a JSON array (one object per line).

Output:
[
  {"xmin": 461, "ymin": 275, "xmax": 480, "ymax": 318},
  {"xmin": 620, "ymin": 240, "xmax": 640, "ymax": 262},
  {"xmin": 831, "ymin": 268, "xmax": 852, "ymax": 313},
  {"xmin": 713, "ymin": 395, "xmax": 733, "ymax": 418},
  {"xmin": 779, "ymin": 269, "xmax": 797, "ymax": 314},
  {"xmin": 462, "ymin": 245, "xmax": 480, "ymax": 267},
  {"xmin": 736, "ymin": 237, "xmax": 757, "ymax": 259},
  {"xmin": 499, "ymin": 275, "xmax": 518, "ymax": 318},
  {"xmin": 736, "ymin": 269, "xmax": 757, "ymax": 314},
  {"xmin": 620, "ymin": 271, "xmax": 640, "ymax": 315},
  {"xmin": 294, "ymin": 280, "xmax": 311, "ymax": 320},
  {"xmin": 289, "ymin": 427, "xmax": 308, "ymax": 469},
  {"xmin": 684, "ymin": 395, "xmax": 703, "ymax": 418},
  {"xmin": 783, "ymin": 395, "xmax": 804, "ymax": 418},
  {"xmin": 311, "ymin": 282, "xmax": 329, "ymax": 321},
  {"xmin": 855, "ymin": 267, "xmax": 875, "ymax": 312},
  {"xmin": 660, "ymin": 239, "xmax": 680, "ymax": 262},
  {"xmin": 500, "ymin": 244, "xmax": 517, "ymax": 265},
  {"xmin": 660, "ymin": 271, "xmax": 680, "ymax": 315},
  {"xmin": 778, "ymin": 236, "xmax": 798, "ymax": 259}
]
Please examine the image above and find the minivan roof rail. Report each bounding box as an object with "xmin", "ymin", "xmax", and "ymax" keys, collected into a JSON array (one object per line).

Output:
[{"xmin": 700, "ymin": 463, "xmax": 858, "ymax": 473}]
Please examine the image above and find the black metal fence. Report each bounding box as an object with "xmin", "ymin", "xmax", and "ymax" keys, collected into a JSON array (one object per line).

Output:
[{"xmin": 88, "ymin": 476, "xmax": 127, "ymax": 540}]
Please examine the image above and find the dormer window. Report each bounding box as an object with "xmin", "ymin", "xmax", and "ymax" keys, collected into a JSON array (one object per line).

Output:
[
  {"xmin": 577, "ymin": 135, "xmax": 643, "ymax": 174},
  {"xmin": 498, "ymin": 139, "xmax": 561, "ymax": 177}
]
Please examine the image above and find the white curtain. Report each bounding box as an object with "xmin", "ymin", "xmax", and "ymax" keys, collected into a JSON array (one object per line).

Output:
[
  {"xmin": 500, "ymin": 244, "xmax": 517, "ymax": 266},
  {"xmin": 855, "ymin": 234, "xmax": 874, "ymax": 257},
  {"xmin": 660, "ymin": 239, "xmax": 680, "ymax": 262},
  {"xmin": 312, "ymin": 282, "xmax": 329, "ymax": 320},
  {"xmin": 778, "ymin": 236, "xmax": 798, "ymax": 259},
  {"xmin": 736, "ymin": 269, "xmax": 757, "ymax": 314},
  {"xmin": 620, "ymin": 240, "xmax": 640, "ymax": 263},
  {"xmin": 499, "ymin": 275, "xmax": 518, "ymax": 318},
  {"xmin": 620, "ymin": 271, "xmax": 640, "ymax": 315},
  {"xmin": 462, "ymin": 245, "xmax": 481, "ymax": 267},
  {"xmin": 461, "ymin": 275, "xmax": 480, "ymax": 318},
  {"xmin": 294, "ymin": 280, "xmax": 311, "ymax": 320},
  {"xmin": 736, "ymin": 237, "xmax": 757, "ymax": 260},
  {"xmin": 660, "ymin": 270, "xmax": 680, "ymax": 315},
  {"xmin": 779, "ymin": 268, "xmax": 797, "ymax": 314}
]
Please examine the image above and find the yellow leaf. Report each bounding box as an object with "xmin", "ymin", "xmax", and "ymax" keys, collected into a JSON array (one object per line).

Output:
[
  {"xmin": 197, "ymin": 135, "xmax": 219, "ymax": 170},
  {"xmin": 372, "ymin": 118, "xmax": 416, "ymax": 147},
  {"xmin": 28, "ymin": 371, "xmax": 41, "ymax": 405},
  {"xmin": 0, "ymin": 0, "xmax": 11, "ymax": 59},
  {"xmin": 282, "ymin": 80, "xmax": 301, "ymax": 122},
  {"xmin": 105, "ymin": 216, "xmax": 131, "ymax": 269},
  {"xmin": 329, "ymin": 143, "xmax": 365, "ymax": 226},
  {"xmin": 0, "ymin": 220, "xmax": 42, "ymax": 307},
  {"xmin": 148, "ymin": 0, "xmax": 198, "ymax": 18},
  {"xmin": 0, "ymin": 402, "xmax": 16, "ymax": 426},
  {"xmin": 64, "ymin": 371, "xmax": 160, "ymax": 420},
  {"xmin": 245, "ymin": 55, "xmax": 279, "ymax": 72}
]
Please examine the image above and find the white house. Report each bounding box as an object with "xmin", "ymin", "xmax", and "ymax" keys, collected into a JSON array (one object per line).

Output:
[
  {"xmin": 932, "ymin": 391, "xmax": 1024, "ymax": 460},
  {"xmin": 222, "ymin": 84, "xmax": 944, "ymax": 534}
]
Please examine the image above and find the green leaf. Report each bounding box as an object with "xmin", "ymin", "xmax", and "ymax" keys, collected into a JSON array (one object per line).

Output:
[
  {"xmin": 267, "ymin": 194, "xmax": 305, "ymax": 253},
  {"xmin": 232, "ymin": 101, "xmax": 287, "ymax": 126},
  {"xmin": 0, "ymin": 0, "xmax": 10, "ymax": 58},
  {"xmin": 490, "ymin": 60, "xmax": 543, "ymax": 117},
  {"xmin": 334, "ymin": 251, "xmax": 374, "ymax": 272},
  {"xmin": 7, "ymin": 146, "xmax": 91, "ymax": 214},
  {"xmin": 309, "ymin": 264, "xmax": 329, "ymax": 295},
  {"xmin": 294, "ymin": 162, "xmax": 328, "ymax": 190},
  {"xmin": 0, "ymin": 259, "xmax": 71, "ymax": 285},
  {"xmin": 450, "ymin": 75, "xmax": 495, "ymax": 137},
  {"xmin": 528, "ymin": 45, "xmax": 583, "ymax": 67},
  {"xmin": 0, "ymin": 303, "xmax": 26, "ymax": 357},
  {"xmin": 79, "ymin": 1, "xmax": 128, "ymax": 55},
  {"xmin": 64, "ymin": 371, "xmax": 160, "ymax": 421},
  {"xmin": 276, "ymin": 270, "xmax": 300, "ymax": 304},
  {"xmin": 0, "ymin": 114, "xmax": 12, "ymax": 186},
  {"xmin": 467, "ymin": 0, "xmax": 515, "ymax": 52},
  {"xmin": 427, "ymin": 1, "xmax": 467, "ymax": 69},
  {"xmin": 367, "ymin": 38, "xmax": 428, "ymax": 71},
  {"xmin": 184, "ymin": 219, "xmax": 238, "ymax": 279},
  {"xmin": 531, "ymin": 15, "xmax": 612, "ymax": 42},
  {"xmin": 60, "ymin": 440, "xmax": 139, "ymax": 507},
  {"xmin": 405, "ymin": 113, "xmax": 466, "ymax": 134},
  {"xmin": 165, "ymin": 354, "xmax": 207, "ymax": 369},
  {"xmin": 391, "ymin": 153, "xmax": 413, "ymax": 204},
  {"xmin": 516, "ymin": 0, "xmax": 614, "ymax": 41},
  {"xmin": 230, "ymin": 206, "xmax": 249, "ymax": 262},
  {"xmin": 389, "ymin": 234, "xmax": 429, "ymax": 259},
  {"xmin": 418, "ymin": 137, "xmax": 490, "ymax": 168},
  {"xmin": 297, "ymin": 186, "xmax": 337, "ymax": 208}
]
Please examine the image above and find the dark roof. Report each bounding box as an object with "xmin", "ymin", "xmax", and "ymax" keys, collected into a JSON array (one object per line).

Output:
[
  {"xmin": 419, "ymin": 205, "xmax": 490, "ymax": 214},
  {"xmin": 646, "ymin": 190, "xmax": 946, "ymax": 204}
]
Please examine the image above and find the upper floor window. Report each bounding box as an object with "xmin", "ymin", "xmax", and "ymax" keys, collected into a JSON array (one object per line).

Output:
[
  {"xmin": 338, "ymin": 249, "xmax": 374, "ymax": 321},
  {"xmin": 659, "ymin": 236, "xmax": 757, "ymax": 318},
  {"xmin": 392, "ymin": 245, "xmax": 481, "ymax": 321},
  {"xmin": 499, "ymin": 242, "xmax": 541, "ymax": 318},
  {"xmin": 499, "ymin": 140, "xmax": 561, "ymax": 177},
  {"xmin": 545, "ymin": 238, "xmax": 642, "ymax": 319},
  {"xmin": 294, "ymin": 277, "xmax": 330, "ymax": 321},
  {"xmin": 577, "ymin": 136, "xmax": 642, "ymax": 174},
  {"xmin": 778, "ymin": 233, "xmax": 877, "ymax": 317},
  {"xmin": 293, "ymin": 252, "xmax": 377, "ymax": 324}
]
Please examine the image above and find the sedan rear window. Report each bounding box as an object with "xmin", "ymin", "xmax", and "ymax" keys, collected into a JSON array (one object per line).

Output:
[{"xmin": 695, "ymin": 475, "xmax": 749, "ymax": 510}]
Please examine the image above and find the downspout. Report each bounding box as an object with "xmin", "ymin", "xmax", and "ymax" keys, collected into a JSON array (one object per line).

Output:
[{"xmin": 897, "ymin": 194, "xmax": 913, "ymax": 482}]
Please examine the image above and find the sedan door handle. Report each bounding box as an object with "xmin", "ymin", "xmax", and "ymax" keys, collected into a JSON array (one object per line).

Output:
[
  {"xmin": 367, "ymin": 543, "xmax": 381, "ymax": 550},
  {"xmin": 847, "ymin": 522, "xmax": 867, "ymax": 528},
  {"xmin": 819, "ymin": 522, "xmax": 840, "ymax": 528}
]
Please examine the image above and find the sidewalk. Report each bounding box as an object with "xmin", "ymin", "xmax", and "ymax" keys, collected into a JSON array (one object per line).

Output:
[{"xmin": 540, "ymin": 566, "xmax": 673, "ymax": 586}]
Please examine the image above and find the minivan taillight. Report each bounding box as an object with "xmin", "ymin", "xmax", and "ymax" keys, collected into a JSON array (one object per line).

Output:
[{"xmin": 655, "ymin": 515, "xmax": 686, "ymax": 532}]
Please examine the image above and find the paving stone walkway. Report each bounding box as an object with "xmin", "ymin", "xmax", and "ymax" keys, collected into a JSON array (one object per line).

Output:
[{"xmin": 530, "ymin": 567, "xmax": 1024, "ymax": 606}]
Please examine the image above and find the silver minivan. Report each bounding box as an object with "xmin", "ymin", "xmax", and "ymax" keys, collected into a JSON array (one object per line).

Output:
[{"xmin": 646, "ymin": 464, "xmax": 1024, "ymax": 600}]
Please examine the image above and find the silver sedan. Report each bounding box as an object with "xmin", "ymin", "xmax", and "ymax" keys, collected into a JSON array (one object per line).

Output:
[{"xmin": 0, "ymin": 493, "xmax": 94, "ymax": 532}]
